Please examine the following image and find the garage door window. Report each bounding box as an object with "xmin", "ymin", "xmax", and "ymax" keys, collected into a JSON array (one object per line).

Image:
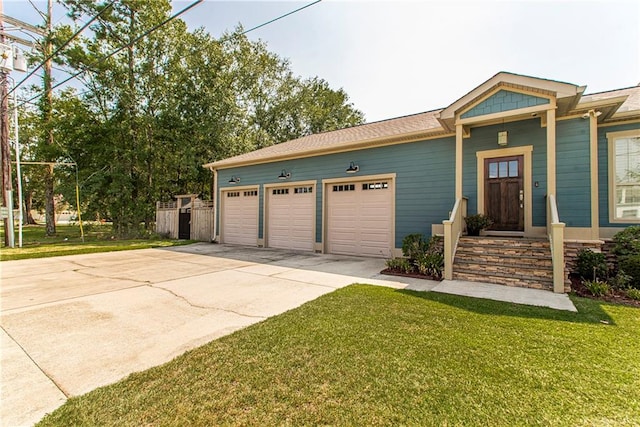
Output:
[
  {"xmin": 294, "ymin": 186, "xmax": 313, "ymax": 194},
  {"xmin": 244, "ymin": 190, "xmax": 258, "ymax": 197},
  {"xmin": 333, "ymin": 184, "xmax": 355, "ymax": 192},
  {"xmin": 272, "ymin": 188, "xmax": 289, "ymax": 195},
  {"xmin": 227, "ymin": 192, "xmax": 240, "ymax": 198},
  {"xmin": 363, "ymin": 182, "xmax": 388, "ymax": 190}
]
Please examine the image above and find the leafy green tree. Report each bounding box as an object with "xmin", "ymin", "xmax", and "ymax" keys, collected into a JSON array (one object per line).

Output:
[{"xmin": 48, "ymin": 0, "xmax": 364, "ymax": 237}]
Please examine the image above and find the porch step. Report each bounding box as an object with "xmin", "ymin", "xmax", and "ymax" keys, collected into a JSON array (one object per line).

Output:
[{"xmin": 453, "ymin": 236, "xmax": 554, "ymax": 291}]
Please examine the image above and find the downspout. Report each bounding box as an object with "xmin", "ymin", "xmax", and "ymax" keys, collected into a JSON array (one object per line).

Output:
[{"xmin": 211, "ymin": 167, "xmax": 217, "ymax": 242}]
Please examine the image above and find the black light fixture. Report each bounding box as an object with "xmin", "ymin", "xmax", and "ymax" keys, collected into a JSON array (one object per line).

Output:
[
  {"xmin": 228, "ymin": 176, "xmax": 240, "ymax": 184},
  {"xmin": 346, "ymin": 161, "xmax": 359, "ymax": 174},
  {"xmin": 278, "ymin": 169, "xmax": 291, "ymax": 180}
]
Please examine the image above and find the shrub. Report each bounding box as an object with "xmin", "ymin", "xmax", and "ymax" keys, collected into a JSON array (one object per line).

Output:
[
  {"xmin": 402, "ymin": 234, "xmax": 428, "ymax": 263},
  {"xmin": 609, "ymin": 269, "xmax": 633, "ymax": 290},
  {"xmin": 386, "ymin": 257, "xmax": 412, "ymax": 274},
  {"xmin": 626, "ymin": 288, "xmax": 640, "ymax": 301},
  {"xmin": 583, "ymin": 280, "xmax": 610, "ymax": 297},
  {"xmin": 415, "ymin": 252, "xmax": 444, "ymax": 279},
  {"xmin": 618, "ymin": 255, "xmax": 640, "ymax": 290},
  {"xmin": 574, "ymin": 249, "xmax": 608, "ymax": 280},
  {"xmin": 612, "ymin": 226, "xmax": 640, "ymax": 257}
]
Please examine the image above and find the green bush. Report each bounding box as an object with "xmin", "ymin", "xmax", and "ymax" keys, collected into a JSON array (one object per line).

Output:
[
  {"xmin": 415, "ymin": 252, "xmax": 444, "ymax": 279},
  {"xmin": 612, "ymin": 226, "xmax": 640, "ymax": 257},
  {"xmin": 626, "ymin": 288, "xmax": 640, "ymax": 301},
  {"xmin": 575, "ymin": 249, "xmax": 608, "ymax": 280},
  {"xmin": 609, "ymin": 269, "xmax": 633, "ymax": 290},
  {"xmin": 618, "ymin": 255, "xmax": 640, "ymax": 290},
  {"xmin": 401, "ymin": 234, "xmax": 428, "ymax": 263},
  {"xmin": 583, "ymin": 280, "xmax": 610, "ymax": 297},
  {"xmin": 386, "ymin": 257, "xmax": 412, "ymax": 274}
]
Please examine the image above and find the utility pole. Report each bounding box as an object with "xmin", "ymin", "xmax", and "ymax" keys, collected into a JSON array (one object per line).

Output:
[
  {"xmin": 43, "ymin": 0, "xmax": 55, "ymax": 236},
  {"xmin": 0, "ymin": 0, "xmax": 15, "ymax": 247}
]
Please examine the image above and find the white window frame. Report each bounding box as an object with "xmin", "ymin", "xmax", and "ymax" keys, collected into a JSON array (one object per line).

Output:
[{"xmin": 607, "ymin": 129, "xmax": 640, "ymax": 223}]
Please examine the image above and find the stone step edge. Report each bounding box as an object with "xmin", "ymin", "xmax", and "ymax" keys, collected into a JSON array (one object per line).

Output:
[
  {"xmin": 452, "ymin": 266, "xmax": 554, "ymax": 284},
  {"xmin": 452, "ymin": 273, "xmax": 553, "ymax": 291}
]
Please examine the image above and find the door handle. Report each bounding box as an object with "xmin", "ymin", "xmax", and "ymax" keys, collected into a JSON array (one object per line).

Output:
[{"xmin": 519, "ymin": 190, "xmax": 524, "ymax": 208}]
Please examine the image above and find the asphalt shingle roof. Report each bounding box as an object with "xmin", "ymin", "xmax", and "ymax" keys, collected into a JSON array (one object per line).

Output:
[{"xmin": 205, "ymin": 84, "xmax": 640, "ymax": 169}]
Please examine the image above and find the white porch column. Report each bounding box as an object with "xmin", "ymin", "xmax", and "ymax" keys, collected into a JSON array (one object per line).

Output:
[
  {"xmin": 546, "ymin": 107, "xmax": 557, "ymax": 197},
  {"xmin": 589, "ymin": 111, "xmax": 599, "ymax": 240},
  {"xmin": 456, "ymin": 124, "xmax": 463, "ymax": 199}
]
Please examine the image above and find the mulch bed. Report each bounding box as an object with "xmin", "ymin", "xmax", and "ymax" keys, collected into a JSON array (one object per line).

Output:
[
  {"xmin": 570, "ymin": 274, "xmax": 640, "ymax": 308},
  {"xmin": 380, "ymin": 268, "xmax": 442, "ymax": 281}
]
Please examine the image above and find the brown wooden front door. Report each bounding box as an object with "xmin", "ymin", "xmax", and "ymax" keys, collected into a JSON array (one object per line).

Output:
[{"xmin": 485, "ymin": 155, "xmax": 524, "ymax": 231}]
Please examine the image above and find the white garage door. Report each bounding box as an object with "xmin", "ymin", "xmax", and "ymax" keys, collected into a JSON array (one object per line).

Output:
[
  {"xmin": 222, "ymin": 189, "xmax": 258, "ymax": 245},
  {"xmin": 267, "ymin": 185, "xmax": 315, "ymax": 251},
  {"xmin": 326, "ymin": 180, "xmax": 392, "ymax": 258}
]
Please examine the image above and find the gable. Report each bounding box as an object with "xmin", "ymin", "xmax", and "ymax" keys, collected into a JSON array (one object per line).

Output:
[{"xmin": 460, "ymin": 90, "xmax": 550, "ymax": 119}]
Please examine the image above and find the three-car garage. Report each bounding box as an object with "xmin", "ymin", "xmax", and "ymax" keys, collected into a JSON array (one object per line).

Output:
[{"xmin": 219, "ymin": 176, "xmax": 394, "ymax": 258}]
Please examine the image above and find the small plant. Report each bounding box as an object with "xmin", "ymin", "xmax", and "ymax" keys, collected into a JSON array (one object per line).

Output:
[
  {"xmin": 415, "ymin": 252, "xmax": 444, "ymax": 279},
  {"xmin": 618, "ymin": 254, "xmax": 640, "ymax": 290},
  {"xmin": 464, "ymin": 214, "xmax": 493, "ymax": 236},
  {"xmin": 626, "ymin": 288, "xmax": 640, "ymax": 301},
  {"xmin": 609, "ymin": 269, "xmax": 632, "ymax": 290},
  {"xmin": 583, "ymin": 280, "xmax": 611, "ymax": 297},
  {"xmin": 386, "ymin": 257, "xmax": 412, "ymax": 274},
  {"xmin": 575, "ymin": 248, "xmax": 608, "ymax": 281},
  {"xmin": 402, "ymin": 233, "xmax": 428, "ymax": 263}
]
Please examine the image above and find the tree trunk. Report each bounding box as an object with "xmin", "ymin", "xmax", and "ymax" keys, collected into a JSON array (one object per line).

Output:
[
  {"xmin": 43, "ymin": 0, "xmax": 56, "ymax": 236},
  {"xmin": 24, "ymin": 189, "xmax": 36, "ymax": 224}
]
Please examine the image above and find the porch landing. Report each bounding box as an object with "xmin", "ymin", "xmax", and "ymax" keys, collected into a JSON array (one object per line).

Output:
[{"xmin": 431, "ymin": 280, "xmax": 577, "ymax": 312}]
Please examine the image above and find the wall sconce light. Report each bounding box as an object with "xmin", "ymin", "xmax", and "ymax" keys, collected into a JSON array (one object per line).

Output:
[
  {"xmin": 228, "ymin": 176, "xmax": 240, "ymax": 184},
  {"xmin": 497, "ymin": 131, "xmax": 508, "ymax": 146},
  {"xmin": 346, "ymin": 161, "xmax": 359, "ymax": 174},
  {"xmin": 278, "ymin": 169, "xmax": 291, "ymax": 180}
]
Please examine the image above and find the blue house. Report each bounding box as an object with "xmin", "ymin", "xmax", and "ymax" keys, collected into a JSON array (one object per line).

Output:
[{"xmin": 204, "ymin": 72, "xmax": 640, "ymax": 293}]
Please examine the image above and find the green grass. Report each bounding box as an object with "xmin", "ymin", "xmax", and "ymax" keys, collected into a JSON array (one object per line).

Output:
[
  {"xmin": 38, "ymin": 285, "xmax": 640, "ymax": 426},
  {"xmin": 0, "ymin": 224, "xmax": 193, "ymax": 261}
]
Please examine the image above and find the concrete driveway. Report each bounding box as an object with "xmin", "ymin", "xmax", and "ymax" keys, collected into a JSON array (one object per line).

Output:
[{"xmin": 0, "ymin": 243, "xmax": 433, "ymax": 426}]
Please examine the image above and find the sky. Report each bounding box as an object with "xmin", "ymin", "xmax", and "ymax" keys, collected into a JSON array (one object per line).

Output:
[{"xmin": 4, "ymin": 0, "xmax": 640, "ymax": 123}]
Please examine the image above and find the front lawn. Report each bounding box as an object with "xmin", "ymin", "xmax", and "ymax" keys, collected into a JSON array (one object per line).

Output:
[
  {"xmin": 0, "ymin": 224, "xmax": 193, "ymax": 261},
  {"xmin": 39, "ymin": 285, "xmax": 639, "ymax": 426}
]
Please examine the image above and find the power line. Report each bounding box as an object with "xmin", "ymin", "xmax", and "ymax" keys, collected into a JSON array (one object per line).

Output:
[
  {"xmin": 242, "ymin": 0, "xmax": 322, "ymax": 34},
  {"xmin": 7, "ymin": 1, "xmax": 116, "ymax": 98},
  {"xmin": 17, "ymin": 0, "xmax": 322, "ymax": 108},
  {"xmin": 18, "ymin": 0, "xmax": 204, "ymax": 109}
]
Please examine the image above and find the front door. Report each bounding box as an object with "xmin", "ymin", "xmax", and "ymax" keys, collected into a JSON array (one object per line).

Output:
[{"xmin": 484, "ymin": 155, "xmax": 524, "ymax": 231}]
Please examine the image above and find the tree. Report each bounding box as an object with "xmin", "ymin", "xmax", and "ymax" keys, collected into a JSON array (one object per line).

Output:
[{"xmin": 49, "ymin": 0, "xmax": 364, "ymax": 237}]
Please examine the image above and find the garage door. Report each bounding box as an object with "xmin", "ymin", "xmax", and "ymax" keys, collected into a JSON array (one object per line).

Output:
[
  {"xmin": 222, "ymin": 189, "xmax": 258, "ymax": 245},
  {"xmin": 267, "ymin": 185, "xmax": 315, "ymax": 251},
  {"xmin": 326, "ymin": 180, "xmax": 392, "ymax": 257}
]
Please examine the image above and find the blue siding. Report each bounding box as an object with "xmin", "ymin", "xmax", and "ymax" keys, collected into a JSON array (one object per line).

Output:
[
  {"xmin": 217, "ymin": 136, "xmax": 456, "ymax": 248},
  {"xmin": 598, "ymin": 122, "xmax": 640, "ymax": 228},
  {"xmin": 461, "ymin": 90, "xmax": 549, "ymax": 119},
  {"xmin": 556, "ymin": 119, "xmax": 591, "ymax": 227},
  {"xmin": 462, "ymin": 119, "xmax": 547, "ymax": 226}
]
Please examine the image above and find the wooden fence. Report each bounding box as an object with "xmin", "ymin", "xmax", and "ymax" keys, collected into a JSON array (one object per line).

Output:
[{"xmin": 155, "ymin": 199, "xmax": 214, "ymax": 241}]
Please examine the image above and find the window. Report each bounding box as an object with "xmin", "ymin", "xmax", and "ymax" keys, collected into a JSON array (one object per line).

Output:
[
  {"xmin": 272, "ymin": 188, "xmax": 289, "ymax": 195},
  {"xmin": 488, "ymin": 160, "xmax": 519, "ymax": 178},
  {"xmin": 226, "ymin": 192, "xmax": 240, "ymax": 198},
  {"xmin": 608, "ymin": 130, "xmax": 640, "ymax": 222},
  {"xmin": 333, "ymin": 184, "xmax": 355, "ymax": 192},
  {"xmin": 362, "ymin": 182, "xmax": 388, "ymax": 190},
  {"xmin": 294, "ymin": 186, "xmax": 313, "ymax": 194},
  {"xmin": 244, "ymin": 190, "xmax": 258, "ymax": 197}
]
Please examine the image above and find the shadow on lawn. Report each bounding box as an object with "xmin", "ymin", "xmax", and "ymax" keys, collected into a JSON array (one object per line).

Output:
[{"xmin": 395, "ymin": 288, "xmax": 616, "ymax": 326}]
